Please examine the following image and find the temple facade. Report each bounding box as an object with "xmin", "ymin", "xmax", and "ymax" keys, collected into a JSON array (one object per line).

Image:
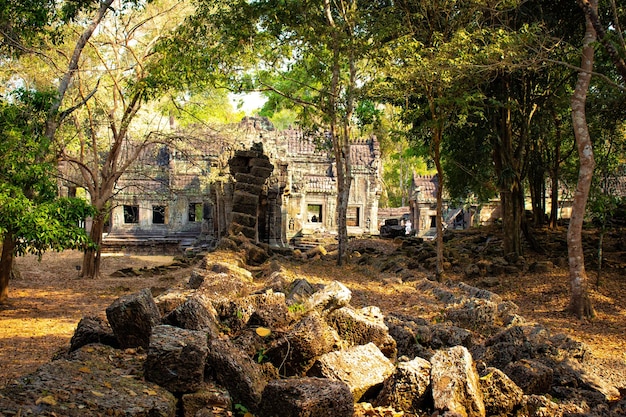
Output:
[{"xmin": 101, "ymin": 117, "xmax": 381, "ymax": 250}]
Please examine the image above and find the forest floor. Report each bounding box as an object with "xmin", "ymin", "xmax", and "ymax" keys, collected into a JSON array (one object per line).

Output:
[{"xmin": 0, "ymin": 226, "xmax": 625, "ymax": 391}]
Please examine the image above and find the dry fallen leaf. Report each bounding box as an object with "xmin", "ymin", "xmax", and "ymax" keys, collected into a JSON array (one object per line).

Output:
[
  {"xmin": 255, "ymin": 327, "xmax": 271, "ymax": 337},
  {"xmin": 78, "ymin": 366, "xmax": 91, "ymax": 374},
  {"xmin": 91, "ymin": 390, "xmax": 105, "ymax": 397},
  {"xmin": 143, "ymin": 389, "xmax": 158, "ymax": 396},
  {"xmin": 36, "ymin": 395, "xmax": 57, "ymax": 406}
]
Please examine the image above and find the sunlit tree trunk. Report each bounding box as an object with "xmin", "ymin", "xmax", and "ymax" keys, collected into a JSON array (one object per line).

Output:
[
  {"xmin": 568, "ymin": 0, "xmax": 597, "ymax": 319},
  {"xmin": 433, "ymin": 127, "xmax": 445, "ymax": 281},
  {"xmin": 82, "ymin": 212, "xmax": 106, "ymax": 278},
  {"xmin": 324, "ymin": 0, "xmax": 355, "ymax": 266},
  {"xmin": 0, "ymin": 233, "xmax": 16, "ymax": 303}
]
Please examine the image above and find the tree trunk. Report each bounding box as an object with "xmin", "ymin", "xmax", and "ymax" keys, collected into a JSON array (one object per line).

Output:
[
  {"xmin": 45, "ymin": 0, "xmax": 114, "ymax": 141},
  {"xmin": 82, "ymin": 213, "xmax": 105, "ymax": 278},
  {"xmin": 336, "ymin": 158, "xmax": 351, "ymax": 266},
  {"xmin": 493, "ymin": 79, "xmax": 523, "ymax": 257},
  {"xmin": 549, "ymin": 109, "xmax": 563, "ymax": 228},
  {"xmin": 0, "ymin": 233, "xmax": 16, "ymax": 303},
  {"xmin": 568, "ymin": 0, "xmax": 597, "ymax": 319},
  {"xmin": 434, "ymin": 129, "xmax": 445, "ymax": 281}
]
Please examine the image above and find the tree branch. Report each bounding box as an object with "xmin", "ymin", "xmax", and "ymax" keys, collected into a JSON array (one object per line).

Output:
[{"xmin": 577, "ymin": 0, "xmax": 626, "ymax": 84}]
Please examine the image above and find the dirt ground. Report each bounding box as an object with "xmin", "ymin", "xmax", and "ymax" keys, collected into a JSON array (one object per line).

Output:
[{"xmin": 1, "ymin": 230, "xmax": 625, "ymax": 391}]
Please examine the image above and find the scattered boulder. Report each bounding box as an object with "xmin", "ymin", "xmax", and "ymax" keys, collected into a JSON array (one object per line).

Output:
[
  {"xmin": 327, "ymin": 306, "xmax": 397, "ymax": 359},
  {"xmin": 206, "ymin": 338, "xmax": 268, "ymax": 412},
  {"xmin": 307, "ymin": 342, "xmax": 395, "ymax": 402},
  {"xmin": 266, "ymin": 311, "xmax": 341, "ymax": 376},
  {"xmin": 286, "ymin": 278, "xmax": 318, "ymax": 305},
  {"xmin": 181, "ymin": 382, "xmax": 232, "ymax": 417},
  {"xmin": 305, "ymin": 280, "xmax": 352, "ymax": 314},
  {"xmin": 144, "ymin": 325, "xmax": 209, "ymax": 393},
  {"xmin": 4, "ymin": 244, "xmax": 622, "ymax": 417},
  {"xmin": 375, "ymin": 356, "xmax": 432, "ymax": 413},
  {"xmin": 69, "ymin": 316, "xmax": 119, "ymax": 352},
  {"xmin": 478, "ymin": 366, "xmax": 524, "ymax": 416},
  {"xmin": 430, "ymin": 346, "xmax": 485, "ymax": 417},
  {"xmin": 504, "ymin": 359, "xmax": 553, "ymax": 395},
  {"xmin": 105, "ymin": 288, "xmax": 161, "ymax": 349},
  {"xmin": 162, "ymin": 294, "xmax": 221, "ymax": 338},
  {"xmin": 259, "ymin": 377, "xmax": 354, "ymax": 417},
  {"xmin": 187, "ymin": 270, "xmax": 205, "ymax": 289},
  {"xmin": 246, "ymin": 290, "xmax": 292, "ymax": 329}
]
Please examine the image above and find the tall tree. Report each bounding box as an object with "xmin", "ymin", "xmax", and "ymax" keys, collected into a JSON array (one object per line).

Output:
[
  {"xmin": 0, "ymin": 89, "xmax": 93, "ymax": 303},
  {"xmin": 57, "ymin": 0, "xmax": 192, "ymax": 278},
  {"xmin": 567, "ymin": 0, "xmax": 598, "ymax": 318}
]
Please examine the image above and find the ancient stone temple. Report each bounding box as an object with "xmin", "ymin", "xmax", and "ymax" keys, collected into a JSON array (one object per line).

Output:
[{"xmin": 100, "ymin": 117, "xmax": 381, "ymax": 252}]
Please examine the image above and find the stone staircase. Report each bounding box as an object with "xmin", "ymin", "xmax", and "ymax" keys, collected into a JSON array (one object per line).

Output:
[
  {"xmin": 102, "ymin": 230, "xmax": 202, "ymax": 255},
  {"xmin": 289, "ymin": 233, "xmax": 337, "ymax": 251}
]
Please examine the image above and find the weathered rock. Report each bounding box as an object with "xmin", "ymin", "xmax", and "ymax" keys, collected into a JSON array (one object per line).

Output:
[
  {"xmin": 69, "ymin": 316, "xmax": 119, "ymax": 352},
  {"xmin": 0, "ymin": 344, "xmax": 176, "ymax": 416},
  {"xmin": 529, "ymin": 261, "xmax": 554, "ymax": 273},
  {"xmin": 305, "ymin": 245, "xmax": 328, "ymax": 259},
  {"xmin": 429, "ymin": 324, "xmax": 476, "ymax": 350},
  {"xmin": 520, "ymin": 394, "xmax": 585, "ymax": 417},
  {"xmin": 188, "ymin": 270, "xmax": 205, "ymax": 289},
  {"xmin": 266, "ymin": 311, "xmax": 341, "ymax": 376},
  {"xmin": 247, "ymin": 290, "xmax": 292, "ymax": 330},
  {"xmin": 154, "ymin": 289, "xmax": 191, "ymax": 316},
  {"xmin": 241, "ymin": 241, "xmax": 269, "ymax": 265},
  {"xmin": 206, "ymin": 338, "xmax": 268, "ymax": 412},
  {"xmin": 430, "ymin": 346, "xmax": 485, "ymax": 417},
  {"xmin": 551, "ymin": 358, "xmax": 621, "ymax": 402},
  {"xmin": 197, "ymin": 265, "xmax": 254, "ymax": 300},
  {"xmin": 305, "ymin": 280, "xmax": 352, "ymax": 314},
  {"xmin": 144, "ymin": 325, "xmax": 209, "ymax": 393},
  {"xmin": 181, "ymin": 382, "xmax": 232, "ymax": 417},
  {"xmin": 476, "ymin": 324, "xmax": 552, "ymax": 370},
  {"xmin": 213, "ymin": 297, "xmax": 256, "ymax": 334},
  {"xmin": 445, "ymin": 298, "xmax": 500, "ymax": 330},
  {"xmin": 385, "ymin": 313, "xmax": 433, "ymax": 359},
  {"xmin": 456, "ymin": 282, "xmax": 502, "ymax": 303},
  {"xmin": 259, "ymin": 377, "xmax": 354, "ymax": 417},
  {"xmin": 307, "ymin": 342, "xmax": 395, "ymax": 401},
  {"xmin": 504, "ymin": 359, "xmax": 553, "ymax": 395},
  {"xmin": 478, "ymin": 367, "xmax": 523, "ymax": 416},
  {"xmin": 106, "ymin": 288, "xmax": 162, "ymax": 349},
  {"xmin": 375, "ymin": 356, "xmax": 431, "ymax": 412},
  {"xmin": 286, "ymin": 278, "xmax": 318, "ymax": 306},
  {"xmin": 162, "ymin": 294, "xmax": 221, "ymax": 338},
  {"xmin": 327, "ymin": 306, "xmax": 397, "ymax": 359}
]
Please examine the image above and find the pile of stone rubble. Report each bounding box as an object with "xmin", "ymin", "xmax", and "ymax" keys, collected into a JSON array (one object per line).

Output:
[{"xmin": 1, "ymin": 238, "xmax": 624, "ymax": 417}]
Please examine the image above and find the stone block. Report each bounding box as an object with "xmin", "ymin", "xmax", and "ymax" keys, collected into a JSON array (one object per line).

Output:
[
  {"xmin": 327, "ymin": 306, "xmax": 397, "ymax": 359},
  {"xmin": 479, "ymin": 367, "xmax": 524, "ymax": 416},
  {"xmin": 307, "ymin": 342, "xmax": 394, "ymax": 401},
  {"xmin": 266, "ymin": 311, "xmax": 340, "ymax": 376},
  {"xmin": 430, "ymin": 345, "xmax": 485, "ymax": 417},
  {"xmin": 375, "ymin": 356, "xmax": 431, "ymax": 412},
  {"xmin": 504, "ymin": 359, "xmax": 553, "ymax": 395},
  {"xmin": 144, "ymin": 325, "xmax": 209, "ymax": 393},
  {"xmin": 206, "ymin": 338, "xmax": 268, "ymax": 412},
  {"xmin": 259, "ymin": 377, "xmax": 353, "ymax": 417},
  {"xmin": 181, "ymin": 382, "xmax": 232, "ymax": 417},
  {"xmin": 305, "ymin": 280, "xmax": 352, "ymax": 315},
  {"xmin": 162, "ymin": 294, "xmax": 221, "ymax": 338},
  {"xmin": 69, "ymin": 316, "xmax": 119, "ymax": 352},
  {"xmin": 105, "ymin": 288, "xmax": 161, "ymax": 349}
]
